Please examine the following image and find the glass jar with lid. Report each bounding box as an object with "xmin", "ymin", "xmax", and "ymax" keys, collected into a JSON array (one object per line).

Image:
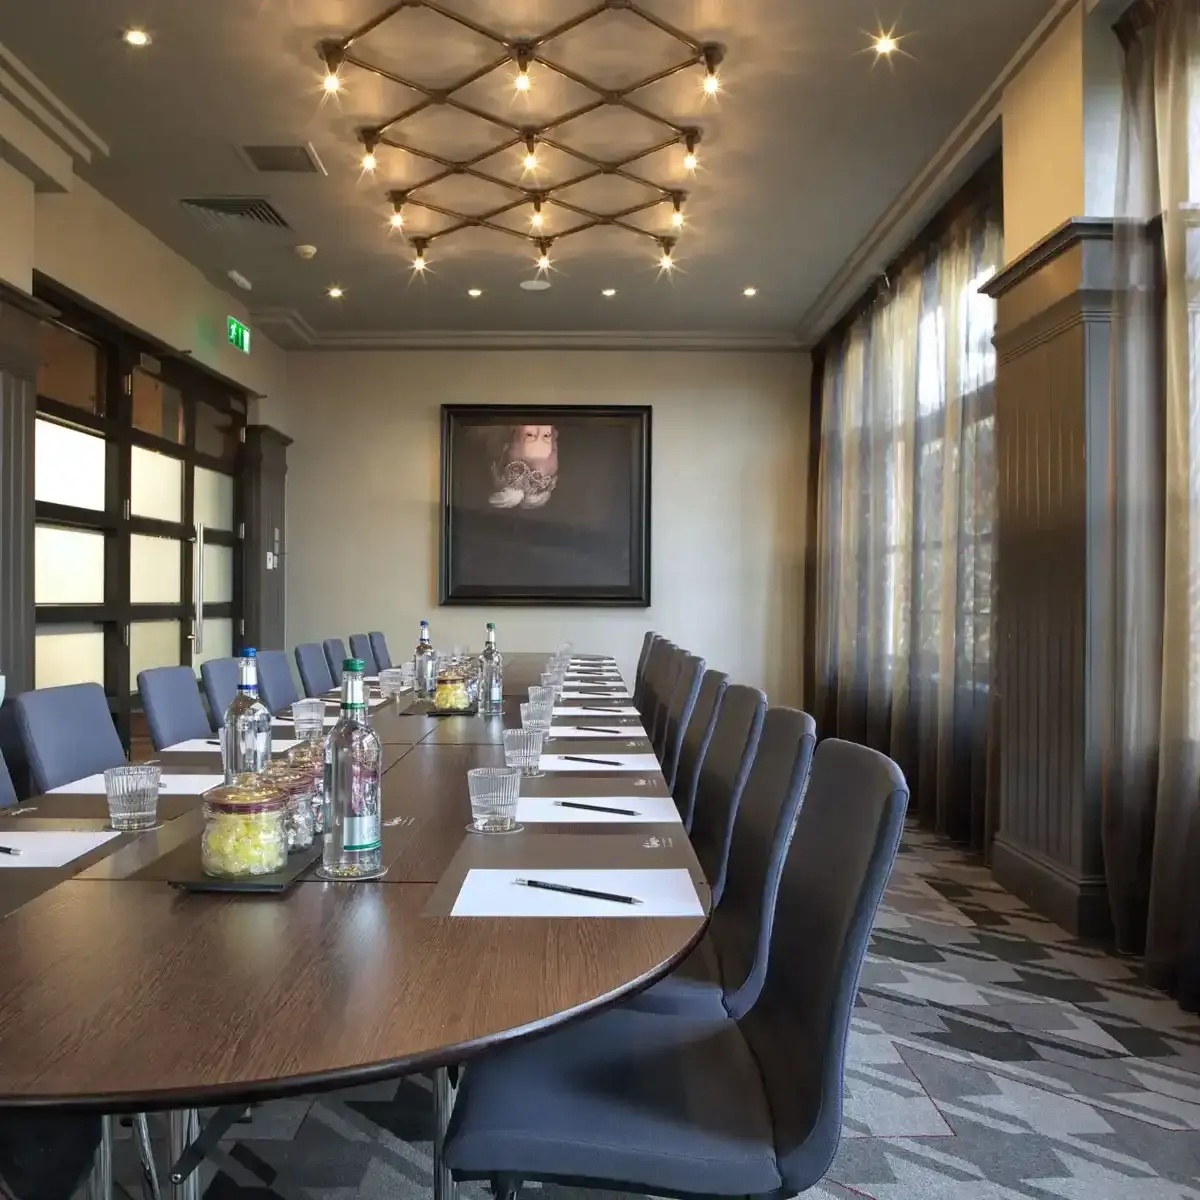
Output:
[
  {"xmin": 434, "ymin": 656, "xmax": 477, "ymax": 711},
  {"xmin": 286, "ymin": 739, "xmax": 325, "ymax": 833},
  {"xmin": 201, "ymin": 779, "xmax": 288, "ymax": 878},
  {"xmin": 261, "ymin": 763, "xmax": 316, "ymax": 851}
]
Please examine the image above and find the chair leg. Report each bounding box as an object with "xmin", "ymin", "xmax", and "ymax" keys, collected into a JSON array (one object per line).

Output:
[
  {"xmin": 165, "ymin": 1110, "xmax": 201, "ymax": 1200},
  {"xmin": 86, "ymin": 1114, "xmax": 113, "ymax": 1200},
  {"xmin": 490, "ymin": 1174, "xmax": 521, "ymax": 1200},
  {"xmin": 432, "ymin": 1067, "xmax": 459, "ymax": 1200},
  {"xmin": 132, "ymin": 1114, "xmax": 161, "ymax": 1200}
]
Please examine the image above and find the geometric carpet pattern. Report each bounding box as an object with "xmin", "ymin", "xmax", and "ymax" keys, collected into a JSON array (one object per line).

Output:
[{"xmin": 110, "ymin": 827, "xmax": 1200, "ymax": 1198}]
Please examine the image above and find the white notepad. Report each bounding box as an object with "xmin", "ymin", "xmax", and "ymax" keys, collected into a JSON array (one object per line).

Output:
[
  {"xmin": 48, "ymin": 773, "xmax": 225, "ymax": 796},
  {"xmin": 0, "ymin": 830, "xmax": 121, "ymax": 868},
  {"xmin": 161, "ymin": 738, "xmax": 300, "ymax": 755},
  {"xmin": 569, "ymin": 658, "xmax": 616, "ymax": 667},
  {"xmin": 540, "ymin": 752, "xmax": 661, "ymax": 773},
  {"xmin": 273, "ymin": 716, "xmax": 338, "ymax": 728},
  {"xmin": 515, "ymin": 796, "xmax": 679, "ymax": 824},
  {"xmin": 548, "ymin": 725, "xmax": 646, "ymax": 739},
  {"xmin": 561, "ymin": 690, "xmax": 632, "ymax": 700},
  {"xmin": 554, "ymin": 705, "xmax": 639, "ymax": 717},
  {"xmin": 323, "ymin": 697, "xmax": 387, "ymax": 709},
  {"xmin": 451, "ymin": 868, "xmax": 702, "ymax": 917}
]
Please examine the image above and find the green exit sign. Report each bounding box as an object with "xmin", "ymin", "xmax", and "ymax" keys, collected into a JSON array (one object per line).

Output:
[{"xmin": 227, "ymin": 317, "xmax": 251, "ymax": 354}]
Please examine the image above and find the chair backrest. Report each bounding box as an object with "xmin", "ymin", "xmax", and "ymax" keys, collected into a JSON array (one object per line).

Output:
[
  {"xmin": 688, "ymin": 683, "xmax": 766, "ymax": 905},
  {"xmin": 635, "ymin": 637, "xmax": 673, "ymax": 727},
  {"xmin": 369, "ymin": 631, "xmax": 393, "ymax": 671},
  {"xmin": 648, "ymin": 645, "xmax": 684, "ymax": 750},
  {"xmin": 711, "ymin": 706, "xmax": 816, "ymax": 1018},
  {"xmin": 348, "ymin": 634, "xmax": 379, "ymax": 675},
  {"xmin": 14, "ymin": 683, "xmax": 126, "ymax": 793},
  {"xmin": 0, "ymin": 749, "xmax": 16, "ymax": 809},
  {"xmin": 137, "ymin": 666, "xmax": 212, "ymax": 750},
  {"xmin": 632, "ymin": 630, "xmax": 659, "ymax": 707},
  {"xmin": 295, "ymin": 642, "xmax": 335, "ymax": 698},
  {"xmin": 323, "ymin": 638, "xmax": 348, "ymax": 686},
  {"xmin": 200, "ymin": 658, "xmax": 239, "ymax": 729},
  {"xmin": 257, "ymin": 650, "xmax": 301, "ymax": 714},
  {"xmin": 740, "ymin": 738, "xmax": 907, "ymax": 1193},
  {"xmin": 673, "ymin": 669, "xmax": 729, "ymax": 828},
  {"xmin": 659, "ymin": 653, "xmax": 704, "ymax": 790}
]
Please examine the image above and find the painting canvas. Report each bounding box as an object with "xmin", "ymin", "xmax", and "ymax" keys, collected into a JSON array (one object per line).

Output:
[{"xmin": 440, "ymin": 405, "xmax": 651, "ymax": 605}]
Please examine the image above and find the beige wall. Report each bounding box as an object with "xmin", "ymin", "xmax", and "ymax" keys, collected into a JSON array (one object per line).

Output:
[
  {"xmin": 0, "ymin": 156, "xmax": 33, "ymax": 293},
  {"xmin": 283, "ymin": 350, "xmax": 811, "ymax": 704}
]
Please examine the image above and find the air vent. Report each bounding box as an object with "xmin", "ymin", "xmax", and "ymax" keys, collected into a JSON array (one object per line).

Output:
[
  {"xmin": 180, "ymin": 197, "xmax": 291, "ymax": 233},
  {"xmin": 240, "ymin": 143, "xmax": 326, "ymax": 175}
]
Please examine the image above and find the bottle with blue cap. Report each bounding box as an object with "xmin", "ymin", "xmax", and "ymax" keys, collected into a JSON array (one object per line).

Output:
[{"xmin": 221, "ymin": 647, "xmax": 271, "ymax": 783}]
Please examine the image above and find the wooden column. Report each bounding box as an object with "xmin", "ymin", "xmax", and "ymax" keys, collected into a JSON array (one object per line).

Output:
[
  {"xmin": 984, "ymin": 218, "xmax": 1115, "ymax": 937},
  {"xmin": 241, "ymin": 425, "xmax": 291, "ymax": 652}
]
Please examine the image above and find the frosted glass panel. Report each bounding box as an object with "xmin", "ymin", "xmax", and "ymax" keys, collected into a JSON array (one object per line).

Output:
[
  {"xmin": 35, "ymin": 420, "xmax": 106, "ymax": 510},
  {"xmin": 130, "ymin": 620, "xmax": 180, "ymax": 680},
  {"xmin": 195, "ymin": 467, "xmax": 234, "ymax": 530},
  {"xmin": 192, "ymin": 617, "xmax": 232, "ymax": 676},
  {"xmin": 202, "ymin": 543, "xmax": 233, "ymax": 603},
  {"xmin": 35, "ymin": 526, "xmax": 104, "ymax": 604},
  {"xmin": 130, "ymin": 447, "xmax": 182, "ymax": 522},
  {"xmin": 35, "ymin": 625, "xmax": 105, "ymax": 690},
  {"xmin": 130, "ymin": 535, "xmax": 181, "ymax": 603}
]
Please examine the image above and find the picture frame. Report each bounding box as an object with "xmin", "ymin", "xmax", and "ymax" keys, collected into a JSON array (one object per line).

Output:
[{"xmin": 439, "ymin": 404, "xmax": 652, "ymax": 606}]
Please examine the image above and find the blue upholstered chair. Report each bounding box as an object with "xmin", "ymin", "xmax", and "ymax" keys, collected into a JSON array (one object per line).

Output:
[
  {"xmin": 200, "ymin": 658, "xmax": 239, "ymax": 729},
  {"xmin": 14, "ymin": 683, "xmax": 126, "ymax": 793},
  {"xmin": 0, "ymin": 749, "xmax": 17, "ymax": 809},
  {"xmin": 635, "ymin": 638, "xmax": 673, "ymax": 729},
  {"xmin": 323, "ymin": 639, "xmax": 348, "ymax": 687},
  {"xmin": 659, "ymin": 652, "xmax": 704, "ymax": 789},
  {"xmin": 137, "ymin": 666, "xmax": 212, "ymax": 750},
  {"xmin": 295, "ymin": 643, "xmax": 335, "ymax": 697},
  {"xmin": 443, "ymin": 739, "xmax": 909, "ymax": 1200},
  {"xmin": 369, "ymin": 631, "xmax": 393, "ymax": 671},
  {"xmin": 689, "ymin": 683, "xmax": 766, "ymax": 906},
  {"xmin": 629, "ymin": 706, "xmax": 817, "ymax": 1020},
  {"xmin": 631, "ymin": 630, "xmax": 659, "ymax": 709},
  {"xmin": 349, "ymin": 634, "xmax": 379, "ymax": 676},
  {"xmin": 673, "ymin": 669, "xmax": 729, "ymax": 828},
  {"xmin": 257, "ymin": 650, "xmax": 301, "ymax": 714}
]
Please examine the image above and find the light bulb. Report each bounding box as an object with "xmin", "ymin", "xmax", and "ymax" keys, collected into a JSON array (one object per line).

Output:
[
  {"xmin": 702, "ymin": 72, "xmax": 720, "ymax": 95},
  {"xmin": 874, "ymin": 34, "xmax": 898, "ymax": 55},
  {"xmin": 601, "ymin": 288, "xmax": 616, "ymax": 297},
  {"xmin": 323, "ymin": 72, "xmax": 341, "ymax": 93},
  {"xmin": 537, "ymin": 253, "xmax": 551, "ymax": 271},
  {"xmin": 531, "ymin": 210, "xmax": 544, "ymax": 229},
  {"xmin": 412, "ymin": 254, "xmax": 427, "ymax": 272},
  {"xmin": 743, "ymin": 287, "xmax": 757, "ymax": 297},
  {"xmin": 523, "ymin": 152, "xmax": 538, "ymax": 171},
  {"xmin": 389, "ymin": 211, "xmax": 404, "ymax": 229},
  {"xmin": 123, "ymin": 28, "xmax": 151, "ymax": 47},
  {"xmin": 514, "ymin": 69, "xmax": 531, "ymax": 92},
  {"xmin": 361, "ymin": 151, "xmax": 377, "ymax": 171},
  {"xmin": 683, "ymin": 151, "xmax": 698, "ymax": 172},
  {"xmin": 660, "ymin": 251, "xmax": 674, "ymax": 271},
  {"xmin": 671, "ymin": 209, "xmax": 684, "ymax": 228},
  {"xmin": 327, "ymin": 285, "xmax": 344, "ymax": 299},
  {"xmin": 468, "ymin": 288, "xmax": 483, "ymax": 297}
]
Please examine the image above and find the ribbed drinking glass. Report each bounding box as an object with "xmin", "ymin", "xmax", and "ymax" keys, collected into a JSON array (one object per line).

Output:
[
  {"xmin": 103, "ymin": 764, "xmax": 161, "ymax": 831},
  {"xmin": 503, "ymin": 728, "xmax": 545, "ymax": 777},
  {"xmin": 466, "ymin": 766, "xmax": 522, "ymax": 834},
  {"xmin": 291, "ymin": 698, "xmax": 326, "ymax": 742}
]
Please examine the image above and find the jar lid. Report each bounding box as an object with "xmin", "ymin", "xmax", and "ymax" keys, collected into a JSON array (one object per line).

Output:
[
  {"xmin": 260, "ymin": 764, "xmax": 315, "ymax": 797},
  {"xmin": 203, "ymin": 779, "xmax": 286, "ymax": 815}
]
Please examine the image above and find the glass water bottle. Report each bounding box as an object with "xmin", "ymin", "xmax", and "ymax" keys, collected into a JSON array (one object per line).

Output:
[
  {"xmin": 320, "ymin": 658, "xmax": 383, "ymax": 880},
  {"xmin": 414, "ymin": 619, "xmax": 436, "ymax": 700},
  {"xmin": 222, "ymin": 648, "xmax": 271, "ymax": 784},
  {"xmin": 478, "ymin": 622, "xmax": 503, "ymax": 715}
]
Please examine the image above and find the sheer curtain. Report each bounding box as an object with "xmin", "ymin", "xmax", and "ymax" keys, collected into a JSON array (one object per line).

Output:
[
  {"xmin": 1101, "ymin": 0, "xmax": 1200, "ymax": 1007},
  {"xmin": 813, "ymin": 200, "xmax": 1003, "ymax": 851}
]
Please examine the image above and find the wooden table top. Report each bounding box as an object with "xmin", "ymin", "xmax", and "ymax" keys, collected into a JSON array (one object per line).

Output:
[{"xmin": 0, "ymin": 653, "xmax": 708, "ymax": 1108}]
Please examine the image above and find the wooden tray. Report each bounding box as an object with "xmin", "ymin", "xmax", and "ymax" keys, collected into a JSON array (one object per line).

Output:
[{"xmin": 164, "ymin": 838, "xmax": 323, "ymax": 894}]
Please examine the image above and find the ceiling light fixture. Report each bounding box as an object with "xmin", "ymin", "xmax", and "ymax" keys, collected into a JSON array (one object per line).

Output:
[
  {"xmin": 513, "ymin": 45, "xmax": 533, "ymax": 92},
  {"xmin": 327, "ymin": 285, "xmax": 344, "ymax": 298},
  {"xmin": 602, "ymin": 288, "xmax": 616, "ymax": 297},
  {"xmin": 670, "ymin": 192, "xmax": 685, "ymax": 229},
  {"xmin": 658, "ymin": 237, "xmax": 676, "ymax": 272},
  {"xmin": 535, "ymin": 238, "xmax": 553, "ymax": 273},
  {"xmin": 359, "ymin": 130, "xmax": 379, "ymax": 172},
  {"xmin": 873, "ymin": 31, "xmax": 899, "ymax": 56},
  {"xmin": 468, "ymin": 288, "xmax": 483, "ymax": 297},
  {"xmin": 681, "ymin": 130, "xmax": 700, "ymax": 173},
  {"xmin": 122, "ymin": 28, "xmax": 151, "ymax": 47},
  {"xmin": 410, "ymin": 237, "xmax": 429, "ymax": 272},
  {"xmin": 743, "ymin": 286, "xmax": 757, "ymax": 297},
  {"xmin": 388, "ymin": 190, "xmax": 407, "ymax": 229},
  {"xmin": 522, "ymin": 134, "xmax": 539, "ymax": 173},
  {"xmin": 530, "ymin": 195, "xmax": 544, "ymax": 230},
  {"xmin": 701, "ymin": 44, "xmax": 723, "ymax": 95},
  {"xmin": 318, "ymin": 41, "xmax": 346, "ymax": 93}
]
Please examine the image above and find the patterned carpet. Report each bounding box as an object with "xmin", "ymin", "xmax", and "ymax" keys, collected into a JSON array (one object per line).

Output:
[{"xmin": 111, "ymin": 827, "xmax": 1200, "ymax": 1199}]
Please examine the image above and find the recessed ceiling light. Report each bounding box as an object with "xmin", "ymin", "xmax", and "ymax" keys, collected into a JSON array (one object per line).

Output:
[
  {"xmin": 327, "ymin": 285, "xmax": 344, "ymax": 299},
  {"xmin": 602, "ymin": 288, "xmax": 616, "ymax": 297},
  {"xmin": 468, "ymin": 288, "xmax": 483, "ymax": 298},
  {"xmin": 122, "ymin": 27, "xmax": 151, "ymax": 47},
  {"xmin": 520, "ymin": 279, "xmax": 551, "ymax": 291},
  {"xmin": 743, "ymin": 286, "xmax": 757, "ymax": 297}
]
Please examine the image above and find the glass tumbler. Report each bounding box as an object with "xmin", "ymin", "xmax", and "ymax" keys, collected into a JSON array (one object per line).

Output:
[
  {"xmin": 541, "ymin": 670, "xmax": 565, "ymax": 699},
  {"xmin": 528, "ymin": 685, "xmax": 555, "ymax": 710},
  {"xmin": 466, "ymin": 766, "xmax": 522, "ymax": 834},
  {"xmin": 103, "ymin": 764, "xmax": 161, "ymax": 831},
  {"xmin": 291, "ymin": 698, "xmax": 327, "ymax": 742},
  {"xmin": 378, "ymin": 668, "xmax": 406, "ymax": 700},
  {"xmin": 520, "ymin": 701, "xmax": 553, "ymax": 735},
  {"xmin": 503, "ymin": 727, "xmax": 545, "ymax": 778}
]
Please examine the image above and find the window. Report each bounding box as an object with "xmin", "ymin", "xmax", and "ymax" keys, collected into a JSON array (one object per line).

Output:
[{"xmin": 36, "ymin": 322, "xmax": 105, "ymax": 415}]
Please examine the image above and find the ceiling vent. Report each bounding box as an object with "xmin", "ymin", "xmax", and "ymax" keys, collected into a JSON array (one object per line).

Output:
[
  {"xmin": 180, "ymin": 197, "xmax": 291, "ymax": 234},
  {"xmin": 239, "ymin": 143, "xmax": 327, "ymax": 175}
]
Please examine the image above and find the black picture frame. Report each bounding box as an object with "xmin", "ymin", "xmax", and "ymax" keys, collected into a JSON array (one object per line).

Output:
[{"xmin": 439, "ymin": 404, "xmax": 652, "ymax": 606}]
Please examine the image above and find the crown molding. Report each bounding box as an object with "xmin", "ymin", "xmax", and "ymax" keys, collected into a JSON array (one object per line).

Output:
[
  {"xmin": 249, "ymin": 310, "xmax": 804, "ymax": 352},
  {"xmin": 793, "ymin": 0, "xmax": 1078, "ymax": 347}
]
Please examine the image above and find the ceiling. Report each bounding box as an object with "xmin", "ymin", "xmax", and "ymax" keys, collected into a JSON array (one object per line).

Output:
[{"xmin": 1, "ymin": 0, "xmax": 1054, "ymax": 346}]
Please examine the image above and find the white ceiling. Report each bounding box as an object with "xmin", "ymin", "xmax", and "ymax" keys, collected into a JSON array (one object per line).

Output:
[{"xmin": 1, "ymin": 0, "xmax": 1054, "ymax": 346}]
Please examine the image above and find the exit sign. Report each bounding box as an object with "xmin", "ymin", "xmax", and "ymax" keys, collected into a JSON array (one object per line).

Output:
[{"xmin": 227, "ymin": 317, "xmax": 251, "ymax": 354}]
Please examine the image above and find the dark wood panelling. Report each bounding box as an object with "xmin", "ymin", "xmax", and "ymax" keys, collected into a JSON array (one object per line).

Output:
[
  {"xmin": 984, "ymin": 219, "xmax": 1114, "ymax": 936},
  {"xmin": 242, "ymin": 425, "xmax": 291, "ymax": 651}
]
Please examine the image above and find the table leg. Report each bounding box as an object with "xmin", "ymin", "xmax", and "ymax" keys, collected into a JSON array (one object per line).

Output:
[
  {"xmin": 133, "ymin": 1113, "xmax": 162, "ymax": 1200},
  {"xmin": 166, "ymin": 1110, "xmax": 201, "ymax": 1200},
  {"xmin": 432, "ymin": 1067, "xmax": 458, "ymax": 1200},
  {"xmin": 86, "ymin": 1113, "xmax": 113, "ymax": 1200}
]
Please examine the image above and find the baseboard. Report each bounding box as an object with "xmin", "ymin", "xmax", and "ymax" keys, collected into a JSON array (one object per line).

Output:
[{"xmin": 991, "ymin": 835, "xmax": 1112, "ymax": 939}]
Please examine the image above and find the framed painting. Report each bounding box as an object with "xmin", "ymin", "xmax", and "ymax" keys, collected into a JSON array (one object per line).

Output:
[{"xmin": 439, "ymin": 404, "xmax": 652, "ymax": 606}]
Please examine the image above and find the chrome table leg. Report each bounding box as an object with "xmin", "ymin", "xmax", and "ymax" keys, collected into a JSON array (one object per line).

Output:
[
  {"xmin": 132, "ymin": 1113, "xmax": 161, "ymax": 1200},
  {"xmin": 432, "ymin": 1067, "xmax": 459, "ymax": 1200}
]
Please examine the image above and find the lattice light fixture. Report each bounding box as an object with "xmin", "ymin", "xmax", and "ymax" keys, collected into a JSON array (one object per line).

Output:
[{"xmin": 316, "ymin": 0, "xmax": 727, "ymax": 271}]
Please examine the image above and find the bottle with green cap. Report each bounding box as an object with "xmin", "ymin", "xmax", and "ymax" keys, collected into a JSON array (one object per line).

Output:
[
  {"xmin": 478, "ymin": 622, "xmax": 503, "ymax": 715},
  {"xmin": 319, "ymin": 657, "xmax": 383, "ymax": 880}
]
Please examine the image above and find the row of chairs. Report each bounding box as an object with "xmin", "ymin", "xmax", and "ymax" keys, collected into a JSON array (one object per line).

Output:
[{"xmin": 440, "ymin": 630, "xmax": 911, "ymax": 1200}]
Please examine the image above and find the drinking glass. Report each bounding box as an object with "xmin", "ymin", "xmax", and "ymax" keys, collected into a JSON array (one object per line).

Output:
[
  {"xmin": 291, "ymin": 698, "xmax": 326, "ymax": 741},
  {"xmin": 528, "ymin": 685, "xmax": 555, "ymax": 709},
  {"xmin": 466, "ymin": 766, "xmax": 522, "ymax": 834},
  {"xmin": 103, "ymin": 764, "xmax": 161, "ymax": 831},
  {"xmin": 378, "ymin": 668, "xmax": 406, "ymax": 700},
  {"xmin": 520, "ymin": 701, "xmax": 553, "ymax": 734},
  {"xmin": 398, "ymin": 662, "xmax": 415, "ymax": 690},
  {"xmin": 541, "ymin": 670, "xmax": 565, "ymax": 699},
  {"xmin": 503, "ymin": 728, "xmax": 545, "ymax": 778}
]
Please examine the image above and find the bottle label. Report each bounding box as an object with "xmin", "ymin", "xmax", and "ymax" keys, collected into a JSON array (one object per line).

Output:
[
  {"xmin": 490, "ymin": 683, "xmax": 502, "ymax": 703},
  {"xmin": 343, "ymin": 815, "xmax": 381, "ymax": 853}
]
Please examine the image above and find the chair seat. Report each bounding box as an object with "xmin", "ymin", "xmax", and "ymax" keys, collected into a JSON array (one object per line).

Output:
[
  {"xmin": 445, "ymin": 1008, "xmax": 781, "ymax": 1196},
  {"xmin": 624, "ymin": 934, "xmax": 727, "ymax": 1018}
]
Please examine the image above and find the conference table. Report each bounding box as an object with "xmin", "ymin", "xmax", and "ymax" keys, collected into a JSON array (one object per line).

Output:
[{"xmin": 0, "ymin": 653, "xmax": 709, "ymax": 1200}]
